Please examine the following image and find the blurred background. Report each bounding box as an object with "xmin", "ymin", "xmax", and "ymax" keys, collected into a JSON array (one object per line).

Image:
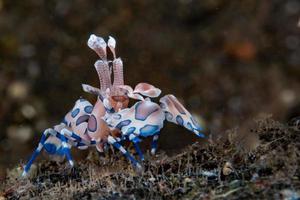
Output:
[{"xmin": 0, "ymin": 0, "xmax": 300, "ymax": 178}]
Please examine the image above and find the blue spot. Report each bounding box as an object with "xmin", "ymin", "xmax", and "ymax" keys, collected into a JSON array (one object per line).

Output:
[
  {"xmin": 44, "ymin": 143, "xmax": 57, "ymax": 155},
  {"xmin": 176, "ymin": 115, "xmax": 184, "ymax": 126},
  {"xmin": 84, "ymin": 105, "xmax": 93, "ymax": 114},
  {"xmin": 126, "ymin": 127, "xmax": 136, "ymax": 134},
  {"xmin": 187, "ymin": 122, "xmax": 193, "ymax": 131},
  {"xmin": 140, "ymin": 125, "xmax": 159, "ymax": 137},
  {"xmin": 71, "ymin": 108, "xmax": 80, "ymax": 118},
  {"xmin": 116, "ymin": 120, "xmax": 131, "ymax": 130}
]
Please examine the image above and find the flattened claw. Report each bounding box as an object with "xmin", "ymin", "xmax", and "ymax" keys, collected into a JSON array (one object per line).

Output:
[
  {"xmin": 160, "ymin": 94, "xmax": 205, "ymax": 137},
  {"xmin": 133, "ymin": 83, "xmax": 161, "ymax": 98}
]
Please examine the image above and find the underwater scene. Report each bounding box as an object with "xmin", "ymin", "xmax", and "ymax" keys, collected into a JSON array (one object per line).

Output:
[{"xmin": 0, "ymin": 0, "xmax": 300, "ymax": 199}]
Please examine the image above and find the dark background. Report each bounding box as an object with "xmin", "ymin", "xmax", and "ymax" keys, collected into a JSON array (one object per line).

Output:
[{"xmin": 0, "ymin": 0, "xmax": 300, "ymax": 178}]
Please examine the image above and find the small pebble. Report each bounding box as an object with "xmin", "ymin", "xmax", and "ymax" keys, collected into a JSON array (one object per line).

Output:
[{"xmin": 222, "ymin": 161, "xmax": 234, "ymax": 176}]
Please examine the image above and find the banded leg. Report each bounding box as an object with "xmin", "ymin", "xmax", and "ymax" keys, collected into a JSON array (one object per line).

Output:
[
  {"xmin": 133, "ymin": 141, "xmax": 144, "ymax": 161},
  {"xmin": 151, "ymin": 134, "xmax": 159, "ymax": 155},
  {"xmin": 22, "ymin": 128, "xmax": 55, "ymax": 177},
  {"xmin": 60, "ymin": 129, "xmax": 75, "ymax": 167},
  {"xmin": 60, "ymin": 128, "xmax": 96, "ymax": 148},
  {"xmin": 107, "ymin": 135, "xmax": 142, "ymax": 169},
  {"xmin": 128, "ymin": 134, "xmax": 144, "ymax": 161}
]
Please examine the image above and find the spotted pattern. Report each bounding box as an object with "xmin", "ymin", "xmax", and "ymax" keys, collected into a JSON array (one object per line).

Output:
[
  {"xmin": 126, "ymin": 127, "xmax": 136, "ymax": 134},
  {"xmin": 176, "ymin": 115, "xmax": 184, "ymax": 126},
  {"xmin": 88, "ymin": 115, "xmax": 97, "ymax": 132},
  {"xmin": 84, "ymin": 105, "xmax": 93, "ymax": 114},
  {"xmin": 116, "ymin": 120, "xmax": 131, "ymax": 130},
  {"xmin": 167, "ymin": 95, "xmax": 186, "ymax": 115},
  {"xmin": 173, "ymin": 102, "xmax": 186, "ymax": 115},
  {"xmin": 187, "ymin": 122, "xmax": 193, "ymax": 131},
  {"xmin": 76, "ymin": 115, "xmax": 90, "ymax": 126},
  {"xmin": 140, "ymin": 125, "xmax": 159, "ymax": 137},
  {"xmin": 71, "ymin": 108, "xmax": 80, "ymax": 118},
  {"xmin": 135, "ymin": 102, "xmax": 159, "ymax": 121}
]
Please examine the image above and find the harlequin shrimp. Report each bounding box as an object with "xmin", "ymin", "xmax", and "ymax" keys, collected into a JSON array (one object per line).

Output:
[
  {"xmin": 22, "ymin": 34, "xmax": 132, "ymax": 176},
  {"xmin": 22, "ymin": 34, "xmax": 205, "ymax": 176},
  {"xmin": 83, "ymin": 35, "xmax": 205, "ymax": 165}
]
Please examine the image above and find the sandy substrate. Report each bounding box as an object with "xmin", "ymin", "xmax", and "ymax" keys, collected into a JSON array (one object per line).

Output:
[{"xmin": 1, "ymin": 116, "xmax": 299, "ymax": 199}]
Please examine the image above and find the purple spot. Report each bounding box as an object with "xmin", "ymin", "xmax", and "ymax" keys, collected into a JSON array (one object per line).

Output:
[
  {"xmin": 135, "ymin": 102, "xmax": 159, "ymax": 121},
  {"xmin": 76, "ymin": 115, "xmax": 90, "ymax": 126},
  {"xmin": 176, "ymin": 115, "xmax": 184, "ymax": 126},
  {"xmin": 116, "ymin": 120, "xmax": 131, "ymax": 130},
  {"xmin": 88, "ymin": 115, "xmax": 97, "ymax": 132}
]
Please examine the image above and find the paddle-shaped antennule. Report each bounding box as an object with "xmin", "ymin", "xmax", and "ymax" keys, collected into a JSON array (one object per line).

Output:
[
  {"xmin": 112, "ymin": 58, "xmax": 124, "ymax": 86},
  {"xmin": 133, "ymin": 83, "xmax": 161, "ymax": 98},
  {"xmin": 108, "ymin": 36, "xmax": 116, "ymax": 59},
  {"xmin": 117, "ymin": 85, "xmax": 144, "ymax": 100},
  {"xmin": 87, "ymin": 34, "xmax": 107, "ymax": 60},
  {"xmin": 106, "ymin": 36, "xmax": 124, "ymax": 88}
]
